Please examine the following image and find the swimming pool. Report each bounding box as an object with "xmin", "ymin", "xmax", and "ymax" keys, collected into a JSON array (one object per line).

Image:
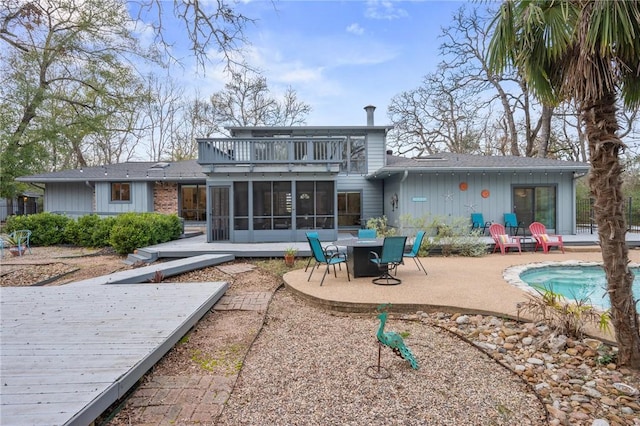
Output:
[{"xmin": 519, "ymin": 265, "xmax": 640, "ymax": 311}]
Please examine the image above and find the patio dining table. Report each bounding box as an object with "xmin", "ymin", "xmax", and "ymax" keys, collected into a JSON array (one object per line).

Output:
[{"xmin": 337, "ymin": 237, "xmax": 384, "ymax": 278}]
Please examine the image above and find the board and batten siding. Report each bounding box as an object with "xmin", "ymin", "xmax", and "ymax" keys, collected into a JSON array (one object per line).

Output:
[
  {"xmin": 44, "ymin": 182, "xmax": 94, "ymax": 216},
  {"xmin": 386, "ymin": 171, "xmax": 577, "ymax": 234},
  {"xmin": 95, "ymin": 182, "xmax": 154, "ymax": 214},
  {"xmin": 381, "ymin": 174, "xmax": 404, "ymax": 232}
]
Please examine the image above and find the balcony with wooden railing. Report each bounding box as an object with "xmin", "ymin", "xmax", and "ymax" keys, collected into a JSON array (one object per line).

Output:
[{"xmin": 197, "ymin": 137, "xmax": 345, "ymax": 173}]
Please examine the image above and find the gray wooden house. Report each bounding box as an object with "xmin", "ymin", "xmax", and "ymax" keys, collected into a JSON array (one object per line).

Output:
[
  {"xmin": 377, "ymin": 153, "xmax": 590, "ymax": 236},
  {"xmin": 16, "ymin": 161, "xmax": 208, "ymax": 221},
  {"xmin": 17, "ymin": 106, "xmax": 590, "ymax": 243}
]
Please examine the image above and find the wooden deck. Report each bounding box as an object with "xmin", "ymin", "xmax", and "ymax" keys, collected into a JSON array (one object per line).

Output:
[{"xmin": 0, "ymin": 281, "xmax": 227, "ymax": 426}]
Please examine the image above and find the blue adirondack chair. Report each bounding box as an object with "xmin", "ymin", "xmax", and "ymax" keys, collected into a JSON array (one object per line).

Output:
[
  {"xmin": 503, "ymin": 213, "xmax": 524, "ymax": 236},
  {"xmin": 470, "ymin": 213, "xmax": 491, "ymax": 234}
]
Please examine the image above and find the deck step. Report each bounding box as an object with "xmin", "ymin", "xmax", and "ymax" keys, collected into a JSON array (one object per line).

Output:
[{"xmin": 124, "ymin": 249, "xmax": 158, "ymax": 265}]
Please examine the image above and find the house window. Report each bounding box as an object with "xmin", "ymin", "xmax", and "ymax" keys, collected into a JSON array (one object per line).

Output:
[
  {"xmin": 180, "ymin": 185, "xmax": 206, "ymax": 221},
  {"xmin": 340, "ymin": 136, "xmax": 366, "ymax": 173},
  {"xmin": 296, "ymin": 181, "xmax": 335, "ymax": 229},
  {"xmin": 243, "ymin": 180, "xmax": 334, "ymax": 230},
  {"xmin": 273, "ymin": 181, "xmax": 292, "ymax": 229},
  {"xmin": 513, "ymin": 186, "xmax": 557, "ymax": 229},
  {"xmin": 253, "ymin": 181, "xmax": 293, "ymax": 230},
  {"xmin": 234, "ymin": 182, "xmax": 249, "ymax": 230},
  {"xmin": 338, "ymin": 191, "xmax": 361, "ymax": 227},
  {"xmin": 111, "ymin": 183, "xmax": 131, "ymax": 202}
]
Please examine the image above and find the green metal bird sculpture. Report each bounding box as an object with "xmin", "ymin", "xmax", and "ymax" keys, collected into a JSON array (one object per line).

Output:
[{"xmin": 376, "ymin": 310, "xmax": 419, "ymax": 370}]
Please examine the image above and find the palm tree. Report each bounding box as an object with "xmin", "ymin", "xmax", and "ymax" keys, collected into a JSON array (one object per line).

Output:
[{"xmin": 487, "ymin": 0, "xmax": 640, "ymax": 368}]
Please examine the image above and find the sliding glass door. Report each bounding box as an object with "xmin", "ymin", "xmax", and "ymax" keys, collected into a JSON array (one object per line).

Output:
[{"xmin": 513, "ymin": 186, "xmax": 557, "ymax": 230}]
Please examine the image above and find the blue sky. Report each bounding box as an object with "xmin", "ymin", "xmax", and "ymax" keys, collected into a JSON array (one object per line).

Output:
[{"xmin": 168, "ymin": 0, "xmax": 474, "ymax": 127}]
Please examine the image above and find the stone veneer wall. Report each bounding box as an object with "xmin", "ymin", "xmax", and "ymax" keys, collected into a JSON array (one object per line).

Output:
[{"xmin": 153, "ymin": 182, "xmax": 178, "ymax": 214}]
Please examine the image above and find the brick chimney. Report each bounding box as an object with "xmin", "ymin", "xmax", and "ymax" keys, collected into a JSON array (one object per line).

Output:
[{"xmin": 364, "ymin": 105, "xmax": 376, "ymax": 126}]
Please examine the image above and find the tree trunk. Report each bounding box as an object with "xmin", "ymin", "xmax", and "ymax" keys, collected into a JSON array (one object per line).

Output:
[
  {"xmin": 584, "ymin": 92, "xmax": 640, "ymax": 368},
  {"xmin": 492, "ymin": 81, "xmax": 520, "ymax": 156},
  {"xmin": 536, "ymin": 105, "xmax": 553, "ymax": 158}
]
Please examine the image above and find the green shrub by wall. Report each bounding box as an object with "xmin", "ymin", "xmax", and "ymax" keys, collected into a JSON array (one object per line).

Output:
[
  {"xmin": 109, "ymin": 213, "xmax": 182, "ymax": 255},
  {"xmin": 5, "ymin": 212, "xmax": 72, "ymax": 246},
  {"xmin": 64, "ymin": 215, "xmax": 116, "ymax": 247},
  {"xmin": 4, "ymin": 212, "xmax": 182, "ymax": 255}
]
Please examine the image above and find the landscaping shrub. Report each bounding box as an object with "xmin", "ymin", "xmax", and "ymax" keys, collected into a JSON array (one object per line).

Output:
[
  {"xmin": 517, "ymin": 285, "xmax": 611, "ymax": 338},
  {"xmin": 366, "ymin": 216, "xmax": 397, "ymax": 237},
  {"xmin": 368, "ymin": 214, "xmax": 486, "ymax": 257},
  {"xmin": 397, "ymin": 214, "xmax": 435, "ymax": 255},
  {"xmin": 4, "ymin": 212, "xmax": 72, "ymax": 246},
  {"xmin": 64, "ymin": 215, "xmax": 116, "ymax": 247},
  {"xmin": 452, "ymin": 231, "xmax": 488, "ymax": 257},
  {"xmin": 109, "ymin": 212, "xmax": 182, "ymax": 255},
  {"xmin": 4, "ymin": 212, "xmax": 180, "ymax": 253}
]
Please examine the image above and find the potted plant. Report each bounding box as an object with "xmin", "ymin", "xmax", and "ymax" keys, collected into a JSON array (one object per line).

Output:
[
  {"xmin": 1, "ymin": 234, "xmax": 25, "ymax": 257},
  {"xmin": 284, "ymin": 247, "xmax": 298, "ymax": 267}
]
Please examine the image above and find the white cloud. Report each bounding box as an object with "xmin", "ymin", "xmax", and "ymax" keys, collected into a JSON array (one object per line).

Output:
[
  {"xmin": 346, "ymin": 23, "xmax": 364, "ymax": 35},
  {"xmin": 364, "ymin": 0, "xmax": 409, "ymax": 20}
]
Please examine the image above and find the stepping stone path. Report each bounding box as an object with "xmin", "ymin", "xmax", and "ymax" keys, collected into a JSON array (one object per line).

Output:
[
  {"xmin": 214, "ymin": 263, "xmax": 271, "ymax": 312},
  {"xmin": 103, "ymin": 262, "xmax": 272, "ymax": 425}
]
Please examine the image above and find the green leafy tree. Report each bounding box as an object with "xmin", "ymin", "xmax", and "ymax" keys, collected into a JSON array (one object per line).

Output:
[
  {"xmin": 488, "ymin": 0, "xmax": 640, "ymax": 367},
  {"xmin": 0, "ymin": 0, "xmax": 254, "ymax": 203},
  {"xmin": 0, "ymin": 0, "xmax": 153, "ymax": 204}
]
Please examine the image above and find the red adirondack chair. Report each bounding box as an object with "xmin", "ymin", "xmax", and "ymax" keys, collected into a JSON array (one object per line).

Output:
[
  {"xmin": 529, "ymin": 222, "xmax": 565, "ymax": 253},
  {"xmin": 489, "ymin": 223, "xmax": 521, "ymax": 255}
]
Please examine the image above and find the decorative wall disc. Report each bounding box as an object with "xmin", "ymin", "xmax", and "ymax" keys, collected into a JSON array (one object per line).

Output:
[
  {"xmin": 459, "ymin": 182, "xmax": 468, "ymax": 191},
  {"xmin": 481, "ymin": 189, "xmax": 490, "ymax": 198}
]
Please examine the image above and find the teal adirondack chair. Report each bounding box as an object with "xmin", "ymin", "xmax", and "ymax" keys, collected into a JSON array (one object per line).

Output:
[
  {"xmin": 470, "ymin": 213, "xmax": 491, "ymax": 234},
  {"xmin": 503, "ymin": 213, "xmax": 524, "ymax": 236}
]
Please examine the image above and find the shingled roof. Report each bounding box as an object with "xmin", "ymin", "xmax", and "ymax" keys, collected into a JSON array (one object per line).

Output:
[
  {"xmin": 16, "ymin": 160, "xmax": 206, "ymax": 183},
  {"xmin": 17, "ymin": 153, "xmax": 590, "ymax": 184},
  {"xmin": 369, "ymin": 152, "xmax": 590, "ymax": 179}
]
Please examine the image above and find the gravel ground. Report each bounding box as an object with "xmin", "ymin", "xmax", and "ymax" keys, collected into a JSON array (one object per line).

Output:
[
  {"xmin": 0, "ymin": 246, "xmax": 131, "ymax": 286},
  {"xmin": 217, "ymin": 289, "xmax": 547, "ymax": 426}
]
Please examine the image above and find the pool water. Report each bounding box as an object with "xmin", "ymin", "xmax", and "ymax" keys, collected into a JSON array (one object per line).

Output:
[{"xmin": 519, "ymin": 266, "xmax": 640, "ymax": 311}]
